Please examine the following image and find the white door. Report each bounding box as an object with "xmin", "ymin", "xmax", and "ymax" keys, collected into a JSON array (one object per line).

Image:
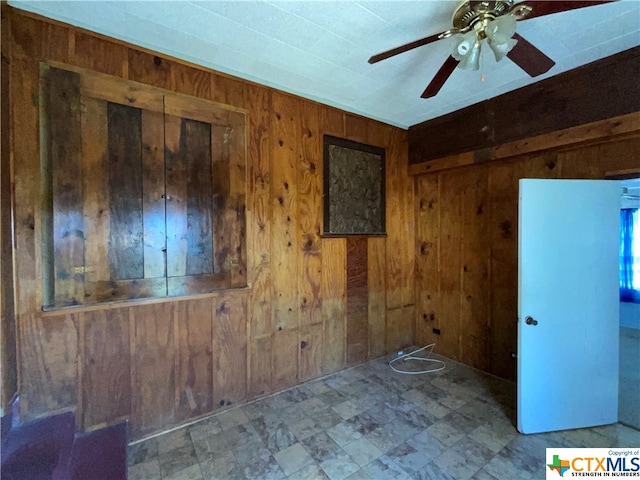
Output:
[{"xmin": 517, "ymin": 179, "xmax": 621, "ymax": 434}]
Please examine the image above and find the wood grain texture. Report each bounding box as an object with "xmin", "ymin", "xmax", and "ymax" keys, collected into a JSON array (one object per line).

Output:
[
  {"xmin": 9, "ymin": 12, "xmax": 69, "ymax": 62},
  {"xmin": 487, "ymin": 153, "xmax": 558, "ymax": 379},
  {"xmin": 19, "ymin": 313, "xmax": 78, "ymax": 416},
  {"xmin": 409, "ymin": 47, "xmax": 640, "ymax": 164},
  {"xmin": 367, "ymin": 238, "xmax": 386, "ymax": 357},
  {"xmin": 10, "ymin": 56, "xmax": 39, "ymax": 314},
  {"xmin": 80, "ymin": 308, "xmax": 131, "ymax": 430},
  {"xmin": 415, "ymin": 175, "xmax": 440, "ymax": 348},
  {"xmin": 299, "ymin": 323, "xmax": 323, "ymax": 383},
  {"xmin": 1, "ymin": 41, "xmax": 17, "ymax": 408},
  {"xmin": 73, "ymin": 31, "xmax": 127, "ymax": 77},
  {"xmin": 271, "ymin": 91, "xmax": 299, "ymax": 331},
  {"xmin": 212, "ymin": 294, "xmax": 247, "ymax": 408},
  {"xmin": 298, "ymin": 101, "xmax": 322, "ymax": 326},
  {"xmin": 347, "ymin": 237, "xmax": 368, "ymax": 365},
  {"xmin": 246, "ymin": 84, "xmax": 273, "ymax": 337},
  {"xmin": 107, "ymin": 102, "xmax": 144, "ymax": 281},
  {"xmin": 127, "ymin": 49, "xmax": 171, "ymax": 89},
  {"xmin": 322, "ymin": 238, "xmax": 346, "ymax": 373},
  {"xmin": 272, "ymin": 328, "xmax": 298, "ymax": 391},
  {"xmin": 171, "ymin": 62, "xmax": 212, "ymax": 100},
  {"xmin": 249, "ymin": 335, "xmax": 272, "ymax": 398},
  {"xmin": 175, "ymin": 298, "xmax": 213, "ymax": 422},
  {"xmin": 211, "ymin": 73, "xmax": 246, "ymax": 108},
  {"xmin": 131, "ymin": 303, "xmax": 175, "ymax": 437},
  {"xmin": 44, "ymin": 66, "xmax": 85, "ymax": 306},
  {"xmin": 345, "ymin": 114, "xmax": 368, "ymax": 144},
  {"xmin": 81, "ymin": 97, "xmax": 110, "ymax": 285}
]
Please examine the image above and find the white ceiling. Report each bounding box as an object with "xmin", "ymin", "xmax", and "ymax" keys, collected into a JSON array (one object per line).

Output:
[{"xmin": 9, "ymin": 0, "xmax": 640, "ymax": 128}]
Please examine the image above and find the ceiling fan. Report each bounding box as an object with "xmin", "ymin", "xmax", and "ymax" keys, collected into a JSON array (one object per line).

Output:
[{"xmin": 368, "ymin": 0, "xmax": 615, "ymax": 98}]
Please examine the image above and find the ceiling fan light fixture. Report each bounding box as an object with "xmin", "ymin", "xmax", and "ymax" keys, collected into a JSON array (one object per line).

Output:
[
  {"xmin": 459, "ymin": 39, "xmax": 482, "ymax": 71},
  {"xmin": 485, "ymin": 14, "xmax": 517, "ymax": 45},
  {"xmin": 452, "ymin": 30, "xmax": 478, "ymax": 60},
  {"xmin": 488, "ymin": 36, "xmax": 518, "ymax": 62}
]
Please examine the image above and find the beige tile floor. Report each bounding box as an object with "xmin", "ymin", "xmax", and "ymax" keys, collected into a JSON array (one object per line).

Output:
[{"xmin": 128, "ymin": 350, "xmax": 640, "ymax": 480}]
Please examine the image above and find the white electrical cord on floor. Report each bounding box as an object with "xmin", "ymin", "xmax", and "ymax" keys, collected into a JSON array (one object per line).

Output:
[{"xmin": 389, "ymin": 343, "xmax": 446, "ymax": 375}]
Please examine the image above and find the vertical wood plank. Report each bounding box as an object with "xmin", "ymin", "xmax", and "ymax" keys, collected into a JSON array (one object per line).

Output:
[
  {"xmin": 345, "ymin": 114, "xmax": 368, "ymax": 144},
  {"xmin": 459, "ymin": 167, "xmax": 490, "ymax": 371},
  {"xmin": 271, "ymin": 91, "xmax": 299, "ymax": 331},
  {"xmin": 347, "ymin": 237, "xmax": 368, "ymax": 366},
  {"xmin": 165, "ymin": 114, "xmax": 188, "ymax": 277},
  {"xmin": 107, "ymin": 102, "xmax": 144, "ymax": 281},
  {"xmin": 415, "ymin": 175, "xmax": 440, "ymax": 348},
  {"xmin": 44, "ymin": 66, "xmax": 85, "ymax": 306},
  {"xmin": 227, "ymin": 111, "xmax": 248, "ymax": 287},
  {"xmin": 212, "ymin": 294, "xmax": 247, "ymax": 408},
  {"xmin": 246, "ymin": 84, "xmax": 273, "ymax": 337},
  {"xmin": 131, "ymin": 303, "xmax": 175, "ymax": 438},
  {"xmin": 81, "ymin": 97, "xmax": 110, "ymax": 284},
  {"xmin": 487, "ymin": 153, "xmax": 558, "ymax": 379},
  {"xmin": 80, "ymin": 308, "xmax": 131, "ymax": 430},
  {"xmin": 141, "ymin": 109, "xmax": 167, "ymax": 279},
  {"xmin": 367, "ymin": 238, "xmax": 386, "ymax": 357},
  {"xmin": 437, "ymin": 169, "xmax": 464, "ymax": 361},
  {"xmin": 175, "ymin": 298, "xmax": 213, "ymax": 422},
  {"xmin": 298, "ymin": 100, "xmax": 322, "ymax": 326},
  {"xmin": 211, "ymin": 123, "xmax": 231, "ymax": 275},
  {"xmin": 299, "ymin": 323, "xmax": 323, "ymax": 383},
  {"xmin": 9, "ymin": 13, "xmax": 69, "ymax": 62},
  {"xmin": 321, "ymin": 238, "xmax": 346, "ymax": 374},
  {"xmin": 19, "ymin": 313, "xmax": 78, "ymax": 416}
]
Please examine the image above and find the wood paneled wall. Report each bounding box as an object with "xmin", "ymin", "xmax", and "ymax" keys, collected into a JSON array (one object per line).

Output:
[
  {"xmin": 414, "ymin": 130, "xmax": 640, "ymax": 380},
  {"xmin": 2, "ymin": 7, "xmax": 414, "ymax": 439}
]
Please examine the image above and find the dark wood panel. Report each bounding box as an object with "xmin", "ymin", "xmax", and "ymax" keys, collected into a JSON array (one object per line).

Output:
[
  {"xmin": 9, "ymin": 13, "xmax": 69, "ymax": 62},
  {"xmin": 346, "ymin": 237, "xmax": 368, "ymax": 297},
  {"xmin": 167, "ymin": 273, "xmax": 230, "ymax": 297},
  {"xmin": 346, "ymin": 237, "xmax": 368, "ymax": 365},
  {"xmin": 1, "ymin": 46, "xmax": 17, "ymax": 408},
  {"xmin": 131, "ymin": 303, "xmax": 175, "ymax": 437},
  {"xmin": 211, "ymin": 124, "xmax": 231, "ymax": 274},
  {"xmin": 409, "ymin": 46, "xmax": 640, "ymax": 164},
  {"xmin": 141, "ymin": 109, "xmax": 167, "ymax": 279},
  {"xmin": 107, "ymin": 102, "xmax": 144, "ymax": 281},
  {"xmin": 212, "ymin": 295, "xmax": 247, "ymax": 407},
  {"xmin": 175, "ymin": 299, "xmax": 213, "ymax": 422},
  {"xmin": 184, "ymin": 119, "xmax": 214, "ymax": 275},
  {"xmin": 81, "ymin": 308, "xmax": 131, "ymax": 430},
  {"xmin": 44, "ymin": 66, "xmax": 85, "ymax": 306}
]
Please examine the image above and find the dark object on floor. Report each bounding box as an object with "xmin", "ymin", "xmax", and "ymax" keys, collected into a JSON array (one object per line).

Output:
[{"xmin": 1, "ymin": 407, "xmax": 127, "ymax": 480}]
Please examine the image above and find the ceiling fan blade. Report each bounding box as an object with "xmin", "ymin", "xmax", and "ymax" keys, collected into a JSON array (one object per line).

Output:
[
  {"xmin": 507, "ymin": 33, "xmax": 555, "ymax": 77},
  {"xmin": 510, "ymin": 1, "xmax": 616, "ymax": 20},
  {"xmin": 368, "ymin": 31, "xmax": 449, "ymax": 64},
  {"xmin": 421, "ymin": 56, "xmax": 459, "ymax": 98}
]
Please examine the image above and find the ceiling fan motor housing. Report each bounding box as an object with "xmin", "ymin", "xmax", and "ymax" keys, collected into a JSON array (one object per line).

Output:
[{"xmin": 452, "ymin": 0, "xmax": 514, "ymax": 35}]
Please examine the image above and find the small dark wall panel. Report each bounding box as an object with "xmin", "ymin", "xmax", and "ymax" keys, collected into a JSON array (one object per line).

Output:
[
  {"xmin": 107, "ymin": 103, "xmax": 144, "ymax": 281},
  {"xmin": 409, "ymin": 46, "xmax": 640, "ymax": 164},
  {"xmin": 346, "ymin": 237, "xmax": 368, "ymax": 365}
]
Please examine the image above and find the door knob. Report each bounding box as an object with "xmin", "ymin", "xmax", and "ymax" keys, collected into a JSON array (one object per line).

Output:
[{"xmin": 525, "ymin": 316, "xmax": 538, "ymax": 326}]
